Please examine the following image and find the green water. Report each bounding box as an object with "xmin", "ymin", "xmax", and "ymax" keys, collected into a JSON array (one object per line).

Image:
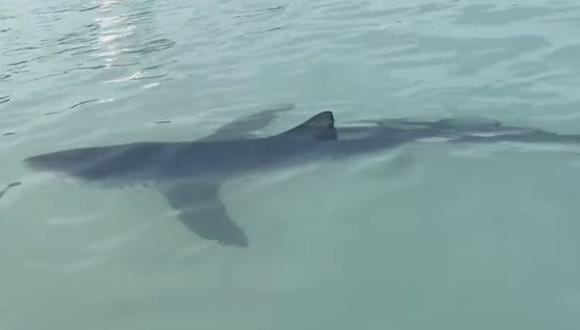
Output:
[{"xmin": 2, "ymin": 0, "xmax": 580, "ymax": 329}]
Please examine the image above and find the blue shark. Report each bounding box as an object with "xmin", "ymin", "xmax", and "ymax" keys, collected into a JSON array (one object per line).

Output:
[{"xmin": 24, "ymin": 109, "xmax": 580, "ymax": 247}]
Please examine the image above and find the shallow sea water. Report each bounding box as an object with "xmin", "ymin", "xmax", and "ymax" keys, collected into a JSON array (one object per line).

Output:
[{"xmin": 3, "ymin": 0, "xmax": 580, "ymax": 329}]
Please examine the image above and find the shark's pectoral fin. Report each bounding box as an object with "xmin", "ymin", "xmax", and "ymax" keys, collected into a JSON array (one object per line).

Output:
[
  {"xmin": 160, "ymin": 183, "xmax": 249, "ymax": 247},
  {"xmin": 202, "ymin": 104, "xmax": 295, "ymax": 141}
]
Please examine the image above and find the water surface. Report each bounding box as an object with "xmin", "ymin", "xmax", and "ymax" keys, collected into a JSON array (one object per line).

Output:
[{"xmin": 2, "ymin": 0, "xmax": 580, "ymax": 329}]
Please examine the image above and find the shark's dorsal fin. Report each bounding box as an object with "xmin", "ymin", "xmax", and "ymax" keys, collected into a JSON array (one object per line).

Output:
[{"xmin": 280, "ymin": 111, "xmax": 337, "ymax": 140}]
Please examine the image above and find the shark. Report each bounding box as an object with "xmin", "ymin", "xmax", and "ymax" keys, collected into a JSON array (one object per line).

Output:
[{"xmin": 23, "ymin": 108, "xmax": 580, "ymax": 247}]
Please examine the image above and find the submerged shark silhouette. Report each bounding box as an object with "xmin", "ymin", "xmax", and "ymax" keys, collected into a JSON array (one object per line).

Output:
[{"xmin": 24, "ymin": 109, "xmax": 580, "ymax": 247}]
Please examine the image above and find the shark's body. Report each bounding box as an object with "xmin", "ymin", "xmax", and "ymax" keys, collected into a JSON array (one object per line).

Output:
[{"xmin": 24, "ymin": 110, "xmax": 580, "ymax": 247}]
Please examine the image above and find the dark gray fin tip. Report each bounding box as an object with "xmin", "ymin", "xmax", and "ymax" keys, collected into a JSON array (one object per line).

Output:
[
  {"xmin": 301, "ymin": 111, "xmax": 335, "ymax": 129},
  {"xmin": 281, "ymin": 111, "xmax": 337, "ymax": 141},
  {"xmin": 0, "ymin": 181, "xmax": 21, "ymax": 200}
]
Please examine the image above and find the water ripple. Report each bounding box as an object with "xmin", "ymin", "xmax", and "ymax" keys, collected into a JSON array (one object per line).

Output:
[
  {"xmin": 70, "ymin": 99, "xmax": 101, "ymax": 109},
  {"xmin": 4, "ymin": 1, "xmax": 580, "ymax": 328},
  {"xmin": 121, "ymin": 38, "xmax": 176, "ymax": 55}
]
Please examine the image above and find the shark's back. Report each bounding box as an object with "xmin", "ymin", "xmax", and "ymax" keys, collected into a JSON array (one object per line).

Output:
[
  {"xmin": 25, "ymin": 142, "xmax": 178, "ymax": 184},
  {"xmin": 22, "ymin": 110, "xmax": 339, "ymax": 247},
  {"xmin": 23, "ymin": 136, "xmax": 323, "ymax": 186}
]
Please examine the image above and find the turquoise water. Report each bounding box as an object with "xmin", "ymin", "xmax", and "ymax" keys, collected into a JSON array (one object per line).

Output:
[{"xmin": 3, "ymin": 0, "xmax": 580, "ymax": 329}]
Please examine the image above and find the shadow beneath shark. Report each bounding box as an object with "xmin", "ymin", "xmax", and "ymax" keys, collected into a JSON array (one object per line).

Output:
[{"xmin": 24, "ymin": 108, "xmax": 580, "ymax": 247}]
